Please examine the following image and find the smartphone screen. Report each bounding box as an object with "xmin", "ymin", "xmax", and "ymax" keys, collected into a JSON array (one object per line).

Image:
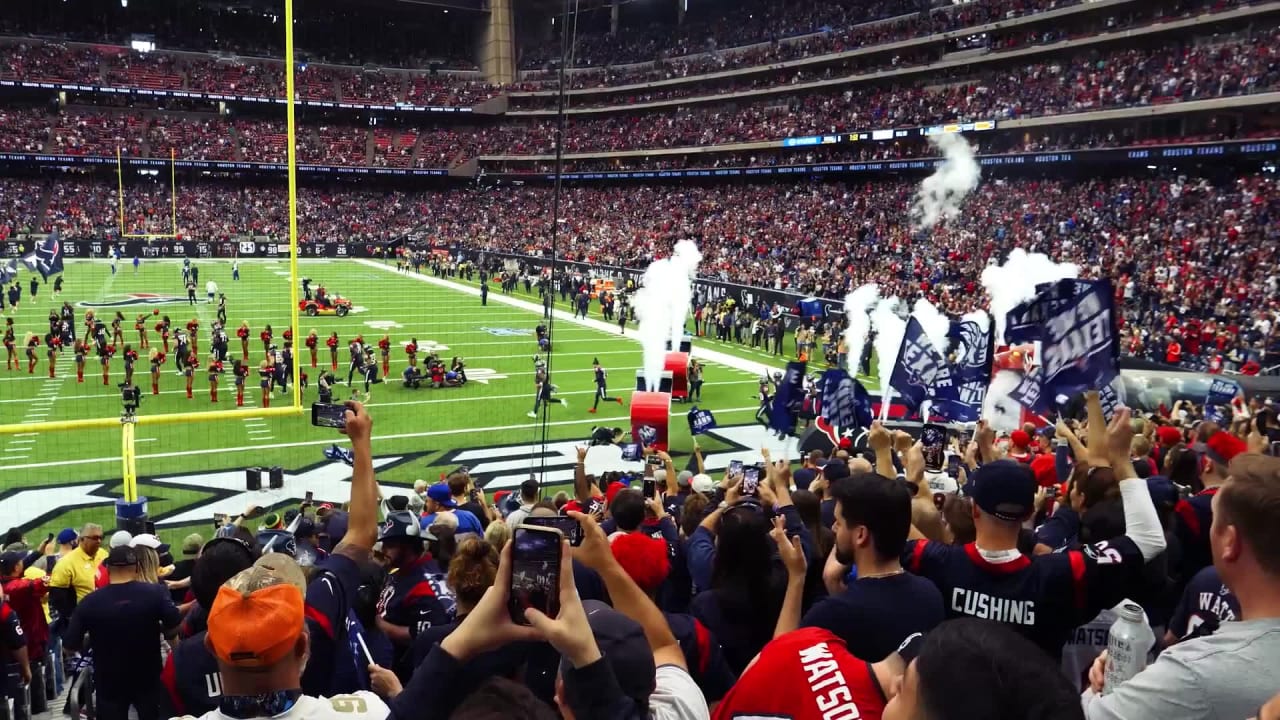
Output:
[
  {"xmin": 728, "ymin": 459, "xmax": 744, "ymax": 476},
  {"xmin": 946, "ymin": 454, "xmax": 961, "ymax": 478},
  {"xmin": 922, "ymin": 424, "xmax": 947, "ymax": 473},
  {"xmin": 523, "ymin": 515, "xmax": 583, "ymax": 546},
  {"xmin": 646, "ymin": 454, "xmax": 662, "ymax": 467},
  {"xmin": 311, "ymin": 402, "xmax": 347, "ymax": 429},
  {"xmin": 508, "ymin": 526, "xmax": 563, "ymax": 625},
  {"xmin": 620, "ymin": 443, "xmax": 642, "ymax": 462},
  {"xmin": 304, "ymin": 490, "xmax": 314, "ymax": 503},
  {"xmin": 643, "ymin": 478, "xmax": 656, "ymax": 499},
  {"xmin": 742, "ymin": 467, "xmax": 760, "ymax": 496}
]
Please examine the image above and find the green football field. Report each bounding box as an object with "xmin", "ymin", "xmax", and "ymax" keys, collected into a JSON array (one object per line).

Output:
[{"xmin": 0, "ymin": 257, "xmax": 870, "ymax": 546}]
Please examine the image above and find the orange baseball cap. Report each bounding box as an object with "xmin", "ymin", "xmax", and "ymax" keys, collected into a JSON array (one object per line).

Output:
[{"xmin": 206, "ymin": 554, "xmax": 307, "ymax": 668}]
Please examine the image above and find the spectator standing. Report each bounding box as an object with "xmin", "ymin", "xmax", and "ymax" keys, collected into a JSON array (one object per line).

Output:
[
  {"xmin": 63, "ymin": 545, "xmax": 182, "ymax": 720},
  {"xmin": 800, "ymin": 472, "xmax": 945, "ymax": 661},
  {"xmin": 421, "ymin": 483, "xmax": 483, "ymax": 535},
  {"xmin": 1082, "ymin": 453, "xmax": 1280, "ymax": 719},
  {"xmin": 48, "ymin": 522, "xmax": 105, "ymax": 621},
  {"xmin": 167, "ymin": 534, "xmax": 203, "ymax": 605},
  {"xmin": 192, "ymin": 554, "xmax": 390, "ymax": 720},
  {"xmin": 506, "ymin": 477, "xmax": 540, "ymax": 528},
  {"xmin": 889, "ymin": 407, "xmax": 1167, "ymax": 660}
]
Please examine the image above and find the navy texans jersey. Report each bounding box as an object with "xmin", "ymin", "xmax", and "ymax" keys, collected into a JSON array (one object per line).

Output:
[
  {"xmin": 902, "ymin": 538, "xmax": 1146, "ymax": 659},
  {"xmin": 1168, "ymin": 565, "xmax": 1240, "ymax": 642},
  {"xmin": 377, "ymin": 555, "xmax": 451, "ymax": 641}
]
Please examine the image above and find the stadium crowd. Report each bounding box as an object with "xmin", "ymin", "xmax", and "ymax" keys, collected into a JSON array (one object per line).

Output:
[
  {"xmin": 0, "ymin": 41, "xmax": 497, "ymax": 107},
  {"xmin": 3, "ymin": 172, "xmax": 1277, "ymax": 372},
  {"xmin": 518, "ymin": 0, "xmax": 1086, "ymax": 71},
  {"xmin": 3, "ymin": 389, "xmax": 1280, "ymax": 720},
  {"xmin": 511, "ymin": 0, "xmax": 1214, "ymax": 101}
]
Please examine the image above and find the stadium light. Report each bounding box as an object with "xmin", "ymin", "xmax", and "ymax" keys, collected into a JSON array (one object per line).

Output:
[{"xmin": 121, "ymin": 0, "xmax": 128, "ymax": 6}]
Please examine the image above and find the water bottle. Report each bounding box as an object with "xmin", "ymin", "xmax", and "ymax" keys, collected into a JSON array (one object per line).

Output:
[{"xmin": 1103, "ymin": 602, "xmax": 1155, "ymax": 694}]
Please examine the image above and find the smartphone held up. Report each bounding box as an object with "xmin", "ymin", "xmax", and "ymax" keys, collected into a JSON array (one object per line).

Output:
[
  {"xmin": 508, "ymin": 524, "xmax": 563, "ymax": 625},
  {"xmin": 311, "ymin": 402, "xmax": 347, "ymax": 429}
]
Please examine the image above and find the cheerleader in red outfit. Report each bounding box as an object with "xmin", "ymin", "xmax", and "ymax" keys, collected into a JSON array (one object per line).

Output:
[
  {"xmin": 149, "ymin": 348, "xmax": 166, "ymax": 395},
  {"xmin": 305, "ymin": 329, "xmax": 318, "ymax": 368},
  {"xmin": 25, "ymin": 334, "xmax": 39, "ymax": 374},
  {"xmin": 233, "ymin": 359, "xmax": 249, "ymax": 406},
  {"xmin": 260, "ymin": 324, "xmax": 273, "ymax": 357},
  {"xmin": 237, "ymin": 321, "xmax": 250, "ymax": 361},
  {"xmin": 208, "ymin": 356, "xmax": 224, "ymax": 403},
  {"xmin": 157, "ymin": 315, "xmax": 171, "ymax": 353},
  {"xmin": 3, "ymin": 320, "xmax": 16, "ymax": 370},
  {"xmin": 45, "ymin": 334, "xmax": 60, "ymax": 378},
  {"xmin": 184, "ymin": 351, "xmax": 199, "ymax": 398},
  {"xmin": 187, "ymin": 318, "xmax": 201, "ymax": 355},
  {"xmin": 135, "ymin": 314, "xmax": 149, "ymax": 349},
  {"xmin": 99, "ymin": 342, "xmax": 115, "ymax": 385},
  {"xmin": 258, "ymin": 359, "xmax": 273, "ymax": 408},
  {"xmin": 73, "ymin": 340, "xmax": 86, "ymax": 382},
  {"xmin": 326, "ymin": 331, "xmax": 339, "ymax": 370},
  {"xmin": 405, "ymin": 338, "xmax": 418, "ymax": 369},
  {"xmin": 111, "ymin": 313, "xmax": 125, "ymax": 346},
  {"xmin": 379, "ymin": 334, "xmax": 391, "ymax": 377},
  {"xmin": 122, "ymin": 345, "xmax": 138, "ymax": 386}
]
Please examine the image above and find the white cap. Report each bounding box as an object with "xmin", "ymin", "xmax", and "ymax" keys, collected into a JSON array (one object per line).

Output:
[
  {"xmin": 691, "ymin": 474, "xmax": 715, "ymax": 493},
  {"xmin": 129, "ymin": 533, "xmax": 162, "ymax": 550},
  {"xmin": 109, "ymin": 530, "xmax": 134, "ymax": 549}
]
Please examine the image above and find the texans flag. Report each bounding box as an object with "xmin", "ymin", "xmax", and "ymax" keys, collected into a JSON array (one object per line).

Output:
[
  {"xmin": 22, "ymin": 229, "xmax": 64, "ymax": 280},
  {"xmin": 0, "ymin": 258, "xmax": 17, "ymax": 285},
  {"xmin": 818, "ymin": 368, "xmax": 873, "ymax": 434},
  {"xmin": 1005, "ymin": 279, "xmax": 1119, "ymax": 403},
  {"xmin": 947, "ymin": 315, "xmax": 994, "ymax": 420},
  {"xmin": 768, "ymin": 361, "xmax": 807, "ymax": 438},
  {"xmin": 687, "ymin": 406, "xmax": 718, "ymax": 436},
  {"xmin": 1205, "ymin": 378, "xmax": 1241, "ymax": 412},
  {"xmin": 890, "ymin": 317, "xmax": 972, "ymax": 421}
]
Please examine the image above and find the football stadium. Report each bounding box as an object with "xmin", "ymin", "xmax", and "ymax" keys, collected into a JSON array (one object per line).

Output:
[{"xmin": 1, "ymin": 0, "xmax": 1280, "ymax": 717}]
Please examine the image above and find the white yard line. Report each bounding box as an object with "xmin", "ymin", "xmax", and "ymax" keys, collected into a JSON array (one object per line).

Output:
[{"xmin": 1, "ymin": 407, "xmax": 763, "ymax": 471}]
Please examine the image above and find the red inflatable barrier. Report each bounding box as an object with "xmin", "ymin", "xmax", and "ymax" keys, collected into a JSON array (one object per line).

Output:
[
  {"xmin": 630, "ymin": 391, "xmax": 672, "ymax": 451},
  {"xmin": 664, "ymin": 352, "xmax": 689, "ymax": 401}
]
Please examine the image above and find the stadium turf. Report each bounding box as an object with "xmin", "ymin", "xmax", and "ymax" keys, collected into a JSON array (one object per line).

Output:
[{"xmin": 0, "ymin": 257, "xmax": 874, "ymax": 545}]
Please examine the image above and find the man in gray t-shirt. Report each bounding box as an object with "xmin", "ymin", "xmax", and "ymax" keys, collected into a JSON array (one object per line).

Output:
[{"xmin": 1082, "ymin": 453, "xmax": 1280, "ymax": 720}]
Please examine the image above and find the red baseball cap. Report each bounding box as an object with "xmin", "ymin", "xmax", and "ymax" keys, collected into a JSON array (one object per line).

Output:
[{"xmin": 713, "ymin": 628, "xmax": 887, "ymax": 720}]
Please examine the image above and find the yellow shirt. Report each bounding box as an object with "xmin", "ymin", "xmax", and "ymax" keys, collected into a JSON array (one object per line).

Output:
[{"xmin": 49, "ymin": 546, "xmax": 107, "ymax": 601}]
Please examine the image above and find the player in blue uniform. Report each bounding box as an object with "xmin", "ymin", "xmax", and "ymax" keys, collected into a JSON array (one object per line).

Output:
[{"xmin": 590, "ymin": 357, "xmax": 623, "ymax": 413}]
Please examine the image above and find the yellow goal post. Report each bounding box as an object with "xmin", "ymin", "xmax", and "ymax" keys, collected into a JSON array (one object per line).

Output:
[{"xmin": 0, "ymin": 0, "xmax": 305, "ymax": 503}]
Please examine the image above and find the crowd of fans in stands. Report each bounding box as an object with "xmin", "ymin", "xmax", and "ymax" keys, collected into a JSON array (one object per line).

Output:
[
  {"xmin": 4, "ymin": 173, "xmax": 1278, "ymax": 371},
  {"xmin": 0, "ymin": 41, "xmax": 497, "ymax": 106},
  {"xmin": 4, "ymin": 393, "xmax": 1280, "ymax": 720}
]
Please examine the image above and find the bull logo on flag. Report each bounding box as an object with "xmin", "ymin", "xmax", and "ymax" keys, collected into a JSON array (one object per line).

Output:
[{"xmin": 21, "ymin": 230, "xmax": 64, "ymax": 280}]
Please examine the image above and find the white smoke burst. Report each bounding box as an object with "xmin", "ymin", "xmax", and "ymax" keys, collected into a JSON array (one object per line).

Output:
[
  {"xmin": 911, "ymin": 132, "xmax": 981, "ymax": 231},
  {"xmin": 634, "ymin": 241, "xmax": 702, "ymax": 391}
]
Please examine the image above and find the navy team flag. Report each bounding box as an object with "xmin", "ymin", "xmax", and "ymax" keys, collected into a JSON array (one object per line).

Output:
[
  {"xmin": 768, "ymin": 361, "xmax": 807, "ymax": 437},
  {"xmin": 947, "ymin": 315, "xmax": 995, "ymax": 420},
  {"xmin": 1005, "ymin": 278, "xmax": 1119, "ymax": 402},
  {"xmin": 687, "ymin": 406, "xmax": 718, "ymax": 435},
  {"xmin": 818, "ymin": 368, "xmax": 874, "ymax": 433},
  {"xmin": 890, "ymin": 317, "xmax": 973, "ymax": 421},
  {"xmin": 21, "ymin": 229, "xmax": 64, "ymax": 280},
  {"xmin": 0, "ymin": 258, "xmax": 17, "ymax": 285},
  {"xmin": 1205, "ymin": 377, "xmax": 1241, "ymax": 411}
]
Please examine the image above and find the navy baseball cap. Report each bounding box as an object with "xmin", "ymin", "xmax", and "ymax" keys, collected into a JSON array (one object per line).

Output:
[
  {"xmin": 56, "ymin": 528, "xmax": 77, "ymax": 545},
  {"xmin": 965, "ymin": 460, "xmax": 1036, "ymax": 522},
  {"xmin": 1145, "ymin": 475, "xmax": 1179, "ymax": 509},
  {"xmin": 563, "ymin": 601, "xmax": 655, "ymax": 710}
]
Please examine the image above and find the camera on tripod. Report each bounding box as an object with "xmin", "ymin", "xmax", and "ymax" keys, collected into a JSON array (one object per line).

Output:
[{"xmin": 120, "ymin": 383, "xmax": 141, "ymax": 416}]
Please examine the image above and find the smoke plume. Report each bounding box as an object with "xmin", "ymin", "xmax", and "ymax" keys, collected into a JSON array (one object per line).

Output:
[
  {"xmin": 911, "ymin": 297, "xmax": 951, "ymax": 356},
  {"xmin": 871, "ymin": 297, "xmax": 906, "ymax": 417},
  {"xmin": 634, "ymin": 241, "xmax": 702, "ymax": 391},
  {"xmin": 911, "ymin": 132, "xmax": 981, "ymax": 231},
  {"xmin": 843, "ymin": 284, "xmax": 879, "ymax": 377},
  {"xmin": 980, "ymin": 248, "xmax": 1079, "ymax": 343}
]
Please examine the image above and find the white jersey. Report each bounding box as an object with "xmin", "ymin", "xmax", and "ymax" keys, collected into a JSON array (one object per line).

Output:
[{"xmin": 177, "ymin": 692, "xmax": 389, "ymax": 720}]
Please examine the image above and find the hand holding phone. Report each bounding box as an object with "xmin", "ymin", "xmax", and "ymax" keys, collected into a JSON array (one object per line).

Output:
[
  {"xmin": 311, "ymin": 402, "xmax": 347, "ymax": 429},
  {"xmin": 508, "ymin": 525, "xmax": 563, "ymax": 626},
  {"xmin": 642, "ymin": 478, "xmax": 657, "ymax": 499},
  {"xmin": 742, "ymin": 466, "xmax": 760, "ymax": 496},
  {"xmin": 728, "ymin": 459, "xmax": 744, "ymax": 476}
]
